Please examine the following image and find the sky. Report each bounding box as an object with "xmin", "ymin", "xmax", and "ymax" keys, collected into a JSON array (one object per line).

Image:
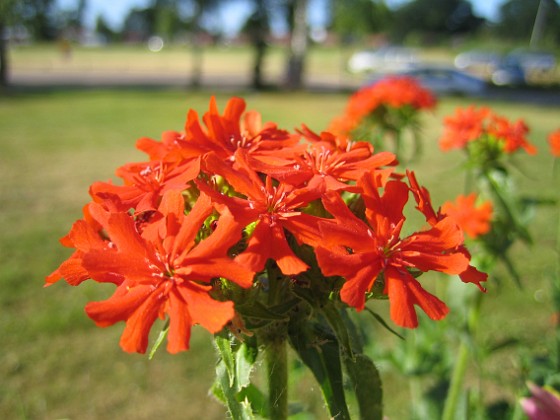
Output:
[{"xmin": 55, "ymin": 0, "xmax": 510, "ymax": 34}]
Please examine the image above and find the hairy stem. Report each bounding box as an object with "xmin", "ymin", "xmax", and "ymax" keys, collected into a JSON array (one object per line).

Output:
[
  {"xmin": 442, "ymin": 292, "xmax": 483, "ymax": 420},
  {"xmin": 266, "ymin": 338, "xmax": 288, "ymax": 420}
]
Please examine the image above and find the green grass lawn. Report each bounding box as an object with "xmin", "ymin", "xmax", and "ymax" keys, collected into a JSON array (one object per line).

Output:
[{"xmin": 0, "ymin": 87, "xmax": 558, "ymax": 419}]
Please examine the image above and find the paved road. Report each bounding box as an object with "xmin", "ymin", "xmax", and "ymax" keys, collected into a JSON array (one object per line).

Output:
[{"xmin": 7, "ymin": 69, "xmax": 560, "ymax": 106}]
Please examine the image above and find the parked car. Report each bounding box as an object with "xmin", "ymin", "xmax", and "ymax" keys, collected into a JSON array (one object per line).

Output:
[
  {"xmin": 348, "ymin": 46, "xmax": 419, "ymax": 74},
  {"xmin": 505, "ymin": 48, "xmax": 557, "ymax": 74},
  {"xmin": 491, "ymin": 61, "xmax": 527, "ymax": 87},
  {"xmin": 454, "ymin": 50, "xmax": 502, "ymax": 74},
  {"xmin": 400, "ymin": 66, "xmax": 488, "ymax": 96}
]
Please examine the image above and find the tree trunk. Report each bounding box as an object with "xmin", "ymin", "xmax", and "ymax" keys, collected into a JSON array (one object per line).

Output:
[
  {"xmin": 249, "ymin": 0, "xmax": 269, "ymax": 90},
  {"xmin": 190, "ymin": 32, "xmax": 203, "ymax": 88},
  {"xmin": 285, "ymin": 0, "xmax": 308, "ymax": 90},
  {"xmin": 189, "ymin": 1, "xmax": 205, "ymax": 88},
  {"xmin": 0, "ymin": 20, "xmax": 8, "ymax": 88}
]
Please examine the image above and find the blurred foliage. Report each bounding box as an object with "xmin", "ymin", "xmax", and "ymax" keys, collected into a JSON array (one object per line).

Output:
[{"xmin": 1, "ymin": 0, "xmax": 558, "ymax": 49}]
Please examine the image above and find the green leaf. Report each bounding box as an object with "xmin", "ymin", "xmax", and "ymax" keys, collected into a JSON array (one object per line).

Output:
[
  {"xmin": 235, "ymin": 301, "xmax": 290, "ymax": 322},
  {"xmin": 365, "ymin": 307, "xmax": 405, "ymax": 340},
  {"xmin": 288, "ymin": 321, "xmax": 351, "ymax": 420},
  {"xmin": 238, "ymin": 384, "xmax": 269, "ymax": 418},
  {"xmin": 212, "ymin": 337, "xmax": 261, "ymax": 420},
  {"xmin": 236, "ymin": 341, "xmax": 258, "ymax": 390},
  {"xmin": 344, "ymin": 353, "xmax": 383, "ymax": 420},
  {"xmin": 321, "ymin": 303, "xmax": 354, "ymax": 361},
  {"xmin": 215, "ymin": 359, "xmax": 255, "ymax": 420},
  {"xmin": 210, "ymin": 378, "xmax": 226, "ymax": 404},
  {"xmin": 215, "ymin": 335, "xmax": 236, "ymax": 388},
  {"xmin": 148, "ymin": 320, "xmax": 169, "ymax": 360}
]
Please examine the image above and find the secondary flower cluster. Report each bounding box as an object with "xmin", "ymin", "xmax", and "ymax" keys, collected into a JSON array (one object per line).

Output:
[
  {"xmin": 329, "ymin": 76, "xmax": 436, "ymax": 137},
  {"xmin": 549, "ymin": 129, "xmax": 560, "ymax": 158},
  {"xmin": 47, "ymin": 97, "xmax": 486, "ymax": 354},
  {"xmin": 441, "ymin": 193, "xmax": 493, "ymax": 240},
  {"xmin": 439, "ymin": 105, "xmax": 538, "ymax": 157}
]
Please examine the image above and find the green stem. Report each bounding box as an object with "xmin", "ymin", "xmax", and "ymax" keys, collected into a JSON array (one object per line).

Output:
[
  {"xmin": 553, "ymin": 159, "xmax": 560, "ymax": 371},
  {"xmin": 442, "ymin": 292, "xmax": 483, "ymax": 420},
  {"xmin": 483, "ymin": 169, "xmax": 531, "ymax": 245},
  {"xmin": 266, "ymin": 338, "xmax": 288, "ymax": 420}
]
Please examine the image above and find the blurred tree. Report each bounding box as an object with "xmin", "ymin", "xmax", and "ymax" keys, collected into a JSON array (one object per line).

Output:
[
  {"xmin": 55, "ymin": 0, "xmax": 88, "ymax": 42},
  {"xmin": 331, "ymin": 0, "xmax": 392, "ymax": 42},
  {"xmin": 122, "ymin": 7, "xmax": 157, "ymax": 41},
  {"xmin": 285, "ymin": 0, "xmax": 308, "ymax": 89},
  {"xmin": 18, "ymin": 0, "xmax": 58, "ymax": 41},
  {"xmin": 95, "ymin": 15, "xmax": 118, "ymax": 43},
  {"xmin": 187, "ymin": 0, "xmax": 222, "ymax": 87},
  {"xmin": 391, "ymin": 0, "xmax": 484, "ymax": 43},
  {"xmin": 495, "ymin": 0, "xmax": 560, "ymax": 44},
  {"xmin": 75, "ymin": 0, "xmax": 87, "ymax": 33},
  {"xmin": 153, "ymin": 0, "xmax": 185, "ymax": 40},
  {"xmin": 0, "ymin": 0, "xmax": 58, "ymax": 87},
  {"xmin": 0, "ymin": 0, "xmax": 16, "ymax": 87},
  {"xmin": 243, "ymin": 0, "xmax": 270, "ymax": 89}
]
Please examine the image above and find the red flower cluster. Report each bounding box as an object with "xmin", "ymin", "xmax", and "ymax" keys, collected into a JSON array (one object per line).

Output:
[
  {"xmin": 442, "ymin": 193, "xmax": 493, "ymax": 240},
  {"xmin": 47, "ymin": 97, "xmax": 485, "ymax": 352},
  {"xmin": 439, "ymin": 106, "xmax": 537, "ymax": 155},
  {"xmin": 330, "ymin": 76, "xmax": 436, "ymax": 136},
  {"xmin": 548, "ymin": 129, "xmax": 560, "ymax": 158}
]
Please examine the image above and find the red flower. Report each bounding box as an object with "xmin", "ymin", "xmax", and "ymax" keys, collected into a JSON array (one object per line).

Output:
[
  {"xmin": 90, "ymin": 159, "xmax": 201, "ymax": 213},
  {"xmin": 315, "ymin": 173, "xmax": 469, "ymax": 328},
  {"xmin": 330, "ymin": 76, "xmax": 436, "ymax": 136},
  {"xmin": 439, "ymin": 106, "xmax": 490, "ymax": 151},
  {"xmin": 488, "ymin": 116, "xmax": 537, "ymax": 155},
  {"xmin": 184, "ymin": 96, "xmax": 299, "ymax": 164},
  {"xmin": 81, "ymin": 191, "xmax": 255, "ymax": 353},
  {"xmin": 198, "ymin": 152, "xmax": 325, "ymax": 275},
  {"xmin": 442, "ymin": 193, "xmax": 493, "ymax": 239},
  {"xmin": 440, "ymin": 106, "xmax": 537, "ymax": 157},
  {"xmin": 251, "ymin": 126, "xmax": 396, "ymax": 192},
  {"xmin": 348, "ymin": 77, "xmax": 436, "ymax": 120},
  {"xmin": 45, "ymin": 204, "xmax": 111, "ymax": 286},
  {"xmin": 407, "ymin": 171, "xmax": 488, "ymax": 291},
  {"xmin": 135, "ymin": 130, "xmax": 202, "ymax": 162},
  {"xmin": 548, "ymin": 129, "xmax": 560, "ymax": 157}
]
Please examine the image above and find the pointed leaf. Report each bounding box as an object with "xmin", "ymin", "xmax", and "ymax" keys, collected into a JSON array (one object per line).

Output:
[
  {"xmin": 235, "ymin": 301, "xmax": 290, "ymax": 322},
  {"xmin": 215, "ymin": 359, "xmax": 255, "ymax": 420},
  {"xmin": 238, "ymin": 384, "xmax": 269, "ymax": 418},
  {"xmin": 365, "ymin": 308, "xmax": 405, "ymax": 340},
  {"xmin": 288, "ymin": 321, "xmax": 351, "ymax": 420},
  {"xmin": 148, "ymin": 320, "xmax": 169, "ymax": 360},
  {"xmin": 321, "ymin": 303, "xmax": 355, "ymax": 361},
  {"xmin": 215, "ymin": 335, "xmax": 236, "ymax": 388},
  {"xmin": 344, "ymin": 353, "xmax": 383, "ymax": 420},
  {"xmin": 236, "ymin": 341, "xmax": 258, "ymax": 390}
]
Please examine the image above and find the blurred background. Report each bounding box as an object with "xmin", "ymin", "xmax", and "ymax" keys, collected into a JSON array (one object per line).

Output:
[
  {"xmin": 1, "ymin": 1, "xmax": 560, "ymax": 419},
  {"xmin": 1, "ymin": 0, "xmax": 560, "ymax": 91}
]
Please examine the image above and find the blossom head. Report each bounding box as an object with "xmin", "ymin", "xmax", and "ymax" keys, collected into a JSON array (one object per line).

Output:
[
  {"xmin": 439, "ymin": 106, "xmax": 538, "ymax": 168},
  {"xmin": 441, "ymin": 193, "xmax": 493, "ymax": 240},
  {"xmin": 548, "ymin": 129, "xmax": 560, "ymax": 158},
  {"xmin": 330, "ymin": 76, "xmax": 436, "ymax": 137},
  {"xmin": 314, "ymin": 171, "xmax": 472, "ymax": 328},
  {"xmin": 47, "ymin": 96, "xmax": 486, "ymax": 354},
  {"xmin": 439, "ymin": 106, "xmax": 490, "ymax": 151}
]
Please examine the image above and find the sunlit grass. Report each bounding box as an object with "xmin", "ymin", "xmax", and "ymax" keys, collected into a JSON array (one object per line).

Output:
[{"xmin": 0, "ymin": 87, "xmax": 558, "ymax": 418}]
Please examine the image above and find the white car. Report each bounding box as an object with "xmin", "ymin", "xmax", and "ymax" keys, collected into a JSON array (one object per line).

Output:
[{"xmin": 348, "ymin": 47, "xmax": 419, "ymax": 74}]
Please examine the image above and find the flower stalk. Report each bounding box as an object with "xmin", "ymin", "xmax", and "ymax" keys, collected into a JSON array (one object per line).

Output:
[
  {"xmin": 442, "ymin": 291, "xmax": 483, "ymax": 420},
  {"xmin": 265, "ymin": 338, "xmax": 288, "ymax": 420}
]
